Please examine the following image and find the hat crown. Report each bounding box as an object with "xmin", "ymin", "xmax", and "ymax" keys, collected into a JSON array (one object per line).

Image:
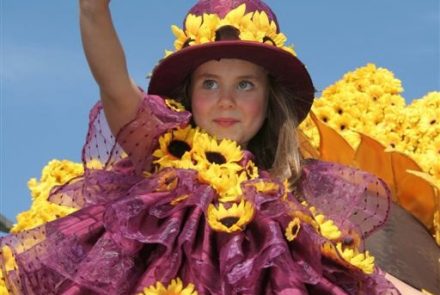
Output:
[{"xmin": 186, "ymin": 0, "xmax": 279, "ymax": 28}]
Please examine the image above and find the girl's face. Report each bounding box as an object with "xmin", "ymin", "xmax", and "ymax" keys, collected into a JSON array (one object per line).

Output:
[{"xmin": 191, "ymin": 59, "xmax": 269, "ymax": 148}]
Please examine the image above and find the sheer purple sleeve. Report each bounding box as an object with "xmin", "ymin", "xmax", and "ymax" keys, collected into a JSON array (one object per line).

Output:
[
  {"xmin": 297, "ymin": 159, "xmax": 391, "ymax": 240},
  {"xmin": 83, "ymin": 93, "xmax": 191, "ymax": 174},
  {"xmin": 48, "ymin": 93, "xmax": 191, "ymax": 208}
]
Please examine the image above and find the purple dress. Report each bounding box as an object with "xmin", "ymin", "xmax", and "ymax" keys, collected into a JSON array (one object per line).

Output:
[{"xmin": 0, "ymin": 94, "xmax": 399, "ymax": 294}]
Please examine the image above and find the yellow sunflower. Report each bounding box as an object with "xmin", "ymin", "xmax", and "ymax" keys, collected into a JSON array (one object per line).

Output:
[
  {"xmin": 168, "ymin": 4, "xmax": 295, "ymax": 56},
  {"xmin": 140, "ymin": 277, "xmax": 197, "ymax": 295},
  {"xmin": 320, "ymin": 241, "xmax": 375, "ymax": 275},
  {"xmin": 245, "ymin": 179, "xmax": 280, "ymax": 195},
  {"xmin": 314, "ymin": 214, "xmax": 342, "ymax": 240},
  {"xmin": 336, "ymin": 243, "xmax": 375, "ymax": 274},
  {"xmin": 207, "ymin": 200, "xmax": 255, "ymax": 233},
  {"xmin": 164, "ymin": 98, "xmax": 186, "ymax": 112},
  {"xmin": 244, "ymin": 160, "xmax": 259, "ymax": 179},
  {"xmin": 198, "ymin": 164, "xmax": 247, "ymax": 202},
  {"xmin": 192, "ymin": 132, "xmax": 243, "ymax": 169},
  {"xmin": 304, "ymin": 205, "xmax": 341, "ymax": 240},
  {"xmin": 153, "ymin": 126, "xmax": 196, "ymax": 168},
  {"xmin": 285, "ymin": 217, "xmax": 301, "ymax": 241}
]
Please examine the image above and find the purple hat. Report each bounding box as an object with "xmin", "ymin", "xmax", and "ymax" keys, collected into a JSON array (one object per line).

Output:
[{"xmin": 148, "ymin": 0, "xmax": 315, "ymax": 123}]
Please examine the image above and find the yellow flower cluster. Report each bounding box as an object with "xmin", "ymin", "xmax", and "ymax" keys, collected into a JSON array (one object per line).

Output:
[
  {"xmin": 153, "ymin": 125, "xmax": 259, "ymax": 233},
  {"xmin": 299, "ymin": 64, "xmax": 440, "ymax": 242},
  {"xmin": 153, "ymin": 126, "xmax": 258, "ymax": 202},
  {"xmin": 140, "ymin": 277, "xmax": 198, "ymax": 295},
  {"xmin": 168, "ymin": 4, "xmax": 295, "ymax": 56},
  {"xmin": 1, "ymin": 160, "xmax": 83, "ymax": 293},
  {"xmin": 300, "ymin": 64, "xmax": 440, "ymax": 187},
  {"xmin": 300, "ymin": 63, "xmax": 404, "ymax": 149},
  {"xmin": 10, "ymin": 159, "xmax": 82, "ymax": 233}
]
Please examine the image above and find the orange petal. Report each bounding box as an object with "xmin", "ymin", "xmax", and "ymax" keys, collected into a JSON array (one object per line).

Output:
[
  {"xmin": 390, "ymin": 151, "xmax": 437, "ymax": 229},
  {"xmin": 354, "ymin": 133, "xmax": 395, "ymax": 198},
  {"xmin": 310, "ymin": 112, "xmax": 355, "ymax": 165}
]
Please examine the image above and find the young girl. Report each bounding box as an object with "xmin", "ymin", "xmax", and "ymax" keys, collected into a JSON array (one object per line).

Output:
[{"xmin": 0, "ymin": 0, "xmax": 421, "ymax": 294}]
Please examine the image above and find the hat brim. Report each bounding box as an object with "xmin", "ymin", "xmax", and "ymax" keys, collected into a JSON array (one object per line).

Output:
[{"xmin": 148, "ymin": 41, "xmax": 315, "ymax": 122}]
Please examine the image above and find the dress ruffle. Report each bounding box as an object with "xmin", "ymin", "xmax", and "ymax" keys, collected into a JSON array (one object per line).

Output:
[{"xmin": 1, "ymin": 94, "xmax": 399, "ymax": 294}]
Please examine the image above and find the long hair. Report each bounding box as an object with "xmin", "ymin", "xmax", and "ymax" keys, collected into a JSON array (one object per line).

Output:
[
  {"xmin": 171, "ymin": 74, "xmax": 303, "ymax": 186},
  {"xmin": 247, "ymin": 77, "xmax": 302, "ymax": 185}
]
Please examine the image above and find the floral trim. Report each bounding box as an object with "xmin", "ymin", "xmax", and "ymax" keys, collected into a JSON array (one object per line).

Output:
[
  {"xmin": 153, "ymin": 126, "xmax": 259, "ymax": 202},
  {"xmin": 140, "ymin": 277, "xmax": 197, "ymax": 295},
  {"xmin": 301, "ymin": 202, "xmax": 374, "ymax": 274},
  {"xmin": 336, "ymin": 243, "xmax": 375, "ymax": 274},
  {"xmin": 167, "ymin": 4, "xmax": 296, "ymax": 57}
]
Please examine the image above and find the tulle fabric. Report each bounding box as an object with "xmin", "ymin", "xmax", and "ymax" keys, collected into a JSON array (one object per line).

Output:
[{"xmin": 1, "ymin": 94, "xmax": 399, "ymax": 294}]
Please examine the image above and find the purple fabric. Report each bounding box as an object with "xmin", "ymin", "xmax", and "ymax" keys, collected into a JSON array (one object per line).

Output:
[
  {"xmin": 0, "ymin": 94, "xmax": 399, "ymax": 294},
  {"xmin": 186, "ymin": 0, "xmax": 279, "ymax": 31},
  {"xmin": 298, "ymin": 160, "xmax": 391, "ymax": 241}
]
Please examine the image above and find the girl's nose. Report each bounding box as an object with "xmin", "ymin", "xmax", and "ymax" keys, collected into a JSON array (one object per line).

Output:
[{"xmin": 217, "ymin": 88, "xmax": 235, "ymax": 108}]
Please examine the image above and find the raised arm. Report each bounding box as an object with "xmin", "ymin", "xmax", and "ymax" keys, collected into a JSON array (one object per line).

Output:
[{"xmin": 79, "ymin": 0, "xmax": 142, "ymax": 135}]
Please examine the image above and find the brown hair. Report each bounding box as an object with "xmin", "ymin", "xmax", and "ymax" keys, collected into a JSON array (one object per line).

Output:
[
  {"xmin": 247, "ymin": 77, "xmax": 302, "ymax": 185},
  {"xmin": 171, "ymin": 74, "xmax": 303, "ymax": 186}
]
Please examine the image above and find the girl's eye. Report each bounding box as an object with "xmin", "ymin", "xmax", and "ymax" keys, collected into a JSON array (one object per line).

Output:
[
  {"xmin": 237, "ymin": 81, "xmax": 254, "ymax": 91},
  {"xmin": 202, "ymin": 80, "xmax": 218, "ymax": 90}
]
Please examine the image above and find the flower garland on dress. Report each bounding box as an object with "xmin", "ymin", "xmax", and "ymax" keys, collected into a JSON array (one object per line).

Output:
[
  {"xmin": 166, "ymin": 4, "xmax": 296, "ymax": 57},
  {"xmin": 152, "ymin": 99, "xmax": 375, "ymax": 276}
]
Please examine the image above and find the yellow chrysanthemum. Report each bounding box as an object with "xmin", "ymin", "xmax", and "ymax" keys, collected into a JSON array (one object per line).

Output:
[
  {"xmin": 285, "ymin": 217, "xmax": 301, "ymax": 241},
  {"xmin": 336, "ymin": 243, "xmax": 375, "ymax": 274},
  {"xmin": 11, "ymin": 160, "xmax": 81, "ymax": 233},
  {"xmin": 153, "ymin": 126, "xmax": 196, "ymax": 169},
  {"xmin": 140, "ymin": 277, "xmax": 197, "ymax": 295},
  {"xmin": 299, "ymin": 63, "xmax": 440, "ymax": 242},
  {"xmin": 207, "ymin": 200, "xmax": 254, "ymax": 233}
]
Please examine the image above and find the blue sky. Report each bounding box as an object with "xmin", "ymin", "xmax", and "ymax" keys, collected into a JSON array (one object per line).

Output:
[{"xmin": 1, "ymin": 1, "xmax": 439, "ymax": 222}]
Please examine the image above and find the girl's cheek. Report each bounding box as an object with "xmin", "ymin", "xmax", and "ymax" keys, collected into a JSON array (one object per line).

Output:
[{"xmin": 192, "ymin": 95, "xmax": 211, "ymax": 117}]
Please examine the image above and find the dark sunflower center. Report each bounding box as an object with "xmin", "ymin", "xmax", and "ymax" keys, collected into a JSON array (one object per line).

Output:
[
  {"xmin": 220, "ymin": 216, "xmax": 239, "ymax": 228},
  {"xmin": 291, "ymin": 224, "xmax": 300, "ymax": 235},
  {"xmin": 168, "ymin": 140, "xmax": 191, "ymax": 158},
  {"xmin": 205, "ymin": 152, "xmax": 226, "ymax": 164},
  {"xmin": 263, "ymin": 36, "xmax": 276, "ymax": 46},
  {"xmin": 182, "ymin": 38, "xmax": 195, "ymax": 48}
]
